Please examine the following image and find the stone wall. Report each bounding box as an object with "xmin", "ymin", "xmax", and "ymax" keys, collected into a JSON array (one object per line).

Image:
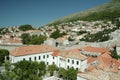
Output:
[{"xmin": 0, "ymin": 44, "xmax": 23, "ymax": 51}]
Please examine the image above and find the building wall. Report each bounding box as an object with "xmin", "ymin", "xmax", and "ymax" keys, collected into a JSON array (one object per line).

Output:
[
  {"xmin": 66, "ymin": 58, "xmax": 87, "ymax": 72},
  {"xmin": 0, "ymin": 44, "xmax": 22, "ymax": 51},
  {"xmin": 116, "ymin": 47, "xmax": 120, "ymax": 55},
  {"xmin": 82, "ymin": 51, "xmax": 101, "ymax": 57},
  {"xmin": 10, "ymin": 52, "xmax": 87, "ymax": 72},
  {"xmin": 10, "ymin": 52, "xmax": 54, "ymax": 64}
]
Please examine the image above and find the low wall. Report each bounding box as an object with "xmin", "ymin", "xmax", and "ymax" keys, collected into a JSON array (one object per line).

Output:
[{"xmin": 0, "ymin": 44, "xmax": 23, "ymax": 51}]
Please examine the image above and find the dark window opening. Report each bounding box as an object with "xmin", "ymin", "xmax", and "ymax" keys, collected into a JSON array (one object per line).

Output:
[
  {"xmin": 47, "ymin": 55, "xmax": 49, "ymax": 58},
  {"xmin": 29, "ymin": 58, "xmax": 31, "ymax": 61},
  {"xmin": 53, "ymin": 56, "xmax": 55, "ymax": 59},
  {"xmin": 23, "ymin": 58, "xmax": 25, "ymax": 61},
  {"xmin": 34, "ymin": 57, "xmax": 36, "ymax": 61},
  {"xmin": 47, "ymin": 62, "xmax": 49, "ymax": 65},
  {"xmin": 43, "ymin": 55, "xmax": 45, "ymax": 59},
  {"xmin": 67, "ymin": 66, "xmax": 69, "ymax": 69},
  {"xmin": 68, "ymin": 59, "xmax": 70, "ymax": 63},
  {"xmin": 39, "ymin": 56, "xmax": 41, "ymax": 60},
  {"xmin": 77, "ymin": 61, "xmax": 79, "ymax": 65},
  {"xmin": 72, "ymin": 60, "xmax": 74, "ymax": 64}
]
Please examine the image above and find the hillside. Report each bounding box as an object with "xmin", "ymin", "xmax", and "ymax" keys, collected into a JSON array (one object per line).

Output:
[{"xmin": 48, "ymin": 0, "xmax": 120, "ymax": 26}]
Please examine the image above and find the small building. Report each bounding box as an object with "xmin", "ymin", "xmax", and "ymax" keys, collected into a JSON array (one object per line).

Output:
[
  {"xmin": 81, "ymin": 46, "xmax": 110, "ymax": 57},
  {"xmin": 52, "ymin": 49, "xmax": 87, "ymax": 72},
  {"xmin": 9, "ymin": 45, "xmax": 58, "ymax": 64}
]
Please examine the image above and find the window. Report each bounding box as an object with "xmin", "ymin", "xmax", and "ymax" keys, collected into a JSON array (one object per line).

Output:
[
  {"xmin": 29, "ymin": 57, "xmax": 31, "ymax": 61},
  {"xmin": 43, "ymin": 55, "xmax": 45, "ymax": 59},
  {"xmin": 67, "ymin": 66, "xmax": 69, "ymax": 69},
  {"xmin": 72, "ymin": 60, "xmax": 74, "ymax": 64},
  {"xmin": 76, "ymin": 61, "xmax": 79, "ymax": 65},
  {"xmin": 47, "ymin": 55, "xmax": 49, "ymax": 58},
  {"xmin": 68, "ymin": 59, "xmax": 70, "ymax": 63},
  {"xmin": 39, "ymin": 56, "xmax": 41, "ymax": 60},
  {"xmin": 47, "ymin": 62, "xmax": 49, "ymax": 65},
  {"xmin": 34, "ymin": 57, "xmax": 36, "ymax": 61},
  {"xmin": 53, "ymin": 56, "xmax": 55, "ymax": 59},
  {"xmin": 23, "ymin": 58, "xmax": 25, "ymax": 61},
  {"xmin": 76, "ymin": 68, "xmax": 78, "ymax": 71}
]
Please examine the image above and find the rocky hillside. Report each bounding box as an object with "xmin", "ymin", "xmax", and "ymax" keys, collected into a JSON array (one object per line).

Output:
[{"xmin": 48, "ymin": 0, "xmax": 120, "ymax": 26}]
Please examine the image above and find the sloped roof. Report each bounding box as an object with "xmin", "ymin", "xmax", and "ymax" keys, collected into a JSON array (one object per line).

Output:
[
  {"xmin": 82, "ymin": 46, "xmax": 110, "ymax": 53},
  {"xmin": 10, "ymin": 44, "xmax": 58, "ymax": 56},
  {"xmin": 52, "ymin": 49, "xmax": 87, "ymax": 60}
]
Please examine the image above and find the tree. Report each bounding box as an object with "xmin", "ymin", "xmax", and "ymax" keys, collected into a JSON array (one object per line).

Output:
[
  {"xmin": 30, "ymin": 35, "xmax": 47, "ymax": 45},
  {"xmin": 13, "ymin": 61, "xmax": 45, "ymax": 80},
  {"xmin": 4, "ymin": 60, "xmax": 11, "ymax": 71},
  {"xmin": 21, "ymin": 33, "xmax": 31, "ymax": 44},
  {"xmin": 111, "ymin": 46, "xmax": 120, "ymax": 59},
  {"xmin": 67, "ymin": 68, "xmax": 77, "ymax": 80},
  {"xmin": 48, "ymin": 64, "xmax": 58, "ymax": 76},
  {"xmin": 0, "ymin": 71, "xmax": 18, "ymax": 80},
  {"xmin": 58, "ymin": 68, "xmax": 77, "ymax": 80},
  {"xmin": 38, "ymin": 61, "xmax": 46, "ymax": 76},
  {"xmin": 50, "ymin": 29, "xmax": 66, "ymax": 39},
  {"xmin": 58, "ymin": 68, "xmax": 68, "ymax": 79},
  {"xmin": 19, "ymin": 24, "xmax": 35, "ymax": 31},
  {"xmin": 0, "ymin": 49, "xmax": 9, "ymax": 66},
  {"xmin": 21, "ymin": 34, "xmax": 47, "ymax": 45}
]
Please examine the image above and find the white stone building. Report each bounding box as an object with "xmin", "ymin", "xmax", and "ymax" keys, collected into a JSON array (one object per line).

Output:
[
  {"xmin": 52, "ymin": 49, "xmax": 87, "ymax": 72},
  {"xmin": 9, "ymin": 44, "xmax": 87, "ymax": 72}
]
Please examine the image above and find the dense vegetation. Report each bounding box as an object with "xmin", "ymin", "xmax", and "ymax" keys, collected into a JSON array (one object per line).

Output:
[
  {"xmin": 59, "ymin": 68, "xmax": 77, "ymax": 80},
  {"xmin": 0, "ymin": 28, "xmax": 11, "ymax": 34},
  {"xmin": 80, "ymin": 18, "xmax": 120, "ymax": 42},
  {"xmin": 48, "ymin": 64, "xmax": 58, "ymax": 76},
  {"xmin": 19, "ymin": 24, "xmax": 35, "ymax": 31},
  {"xmin": 0, "ymin": 60, "xmax": 78, "ymax": 80},
  {"xmin": 111, "ymin": 46, "xmax": 120, "ymax": 59},
  {"xmin": 50, "ymin": 29, "xmax": 66, "ymax": 39},
  {"xmin": 0, "ymin": 28, "xmax": 4, "ymax": 34},
  {"xmin": 80, "ymin": 28, "xmax": 116, "ymax": 42},
  {"xmin": 77, "ymin": 30, "xmax": 87, "ymax": 35},
  {"xmin": 21, "ymin": 33, "xmax": 47, "ymax": 45},
  {"xmin": 0, "ymin": 49, "xmax": 9, "ymax": 66}
]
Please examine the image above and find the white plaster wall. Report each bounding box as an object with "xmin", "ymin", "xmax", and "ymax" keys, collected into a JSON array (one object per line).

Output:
[
  {"xmin": 10, "ymin": 52, "xmax": 87, "ymax": 72},
  {"xmin": 59, "ymin": 56, "xmax": 66, "ymax": 68},
  {"xmin": 10, "ymin": 52, "xmax": 54, "ymax": 64},
  {"xmin": 66, "ymin": 58, "xmax": 82, "ymax": 70},
  {"xmin": 116, "ymin": 47, "xmax": 120, "ymax": 55},
  {"xmin": 80, "ymin": 60, "xmax": 87, "ymax": 72}
]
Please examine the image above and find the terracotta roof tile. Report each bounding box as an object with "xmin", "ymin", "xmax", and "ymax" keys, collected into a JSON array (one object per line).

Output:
[
  {"xmin": 52, "ymin": 49, "xmax": 87, "ymax": 60},
  {"xmin": 87, "ymin": 57, "xmax": 97, "ymax": 63},
  {"xmin": 97, "ymin": 54, "xmax": 120, "ymax": 72},
  {"xmin": 8, "ymin": 38, "xmax": 22, "ymax": 43},
  {"xmin": 82, "ymin": 46, "xmax": 110, "ymax": 53},
  {"xmin": 52, "ymin": 50, "xmax": 59, "ymax": 56},
  {"xmin": 10, "ymin": 45, "xmax": 58, "ymax": 56}
]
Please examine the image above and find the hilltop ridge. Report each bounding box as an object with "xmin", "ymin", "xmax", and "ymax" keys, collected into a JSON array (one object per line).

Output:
[{"xmin": 48, "ymin": 0, "xmax": 120, "ymax": 26}]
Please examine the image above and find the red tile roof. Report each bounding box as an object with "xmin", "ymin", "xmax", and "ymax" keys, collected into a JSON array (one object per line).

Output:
[
  {"xmin": 52, "ymin": 49, "xmax": 87, "ymax": 60},
  {"xmin": 8, "ymin": 38, "xmax": 22, "ymax": 43},
  {"xmin": 52, "ymin": 50, "xmax": 59, "ymax": 56},
  {"xmin": 10, "ymin": 45, "xmax": 58, "ymax": 56},
  {"xmin": 82, "ymin": 46, "xmax": 110, "ymax": 53},
  {"xmin": 87, "ymin": 57, "xmax": 97, "ymax": 63},
  {"xmin": 97, "ymin": 53, "xmax": 120, "ymax": 72}
]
